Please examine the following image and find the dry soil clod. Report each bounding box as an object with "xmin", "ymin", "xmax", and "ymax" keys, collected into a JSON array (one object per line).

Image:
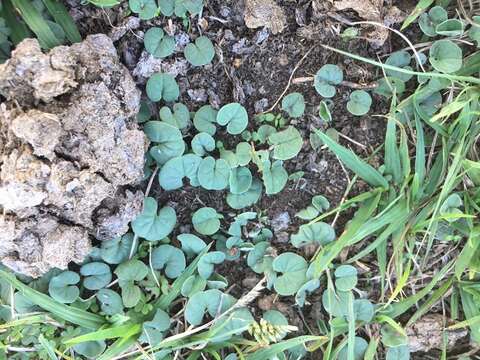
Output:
[{"xmin": 0, "ymin": 34, "xmax": 148, "ymax": 278}]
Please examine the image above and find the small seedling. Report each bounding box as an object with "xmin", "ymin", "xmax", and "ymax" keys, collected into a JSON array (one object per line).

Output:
[
  {"xmin": 146, "ymin": 72, "xmax": 180, "ymax": 102},
  {"xmin": 184, "ymin": 36, "xmax": 215, "ymax": 66},
  {"xmin": 346, "ymin": 90, "xmax": 372, "ymax": 116},
  {"xmin": 314, "ymin": 64, "xmax": 343, "ymax": 98},
  {"xmin": 281, "ymin": 92, "xmax": 305, "ymax": 118},
  {"xmin": 144, "ymin": 27, "xmax": 175, "ymax": 58}
]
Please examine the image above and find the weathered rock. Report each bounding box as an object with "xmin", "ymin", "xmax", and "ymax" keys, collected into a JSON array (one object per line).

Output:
[
  {"xmin": 0, "ymin": 35, "xmax": 147, "ymax": 277},
  {"xmin": 244, "ymin": 0, "xmax": 287, "ymax": 35}
]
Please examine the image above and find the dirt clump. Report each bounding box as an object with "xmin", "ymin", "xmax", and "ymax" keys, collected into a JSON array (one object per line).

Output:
[
  {"xmin": 244, "ymin": 0, "xmax": 287, "ymax": 34},
  {"xmin": 0, "ymin": 34, "xmax": 147, "ymax": 278}
]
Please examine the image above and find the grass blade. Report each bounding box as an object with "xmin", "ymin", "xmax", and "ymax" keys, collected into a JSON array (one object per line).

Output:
[
  {"xmin": 0, "ymin": 270, "xmax": 105, "ymax": 329},
  {"xmin": 97, "ymin": 335, "xmax": 138, "ymax": 360},
  {"xmin": 39, "ymin": 334, "xmax": 59, "ymax": 360},
  {"xmin": 64, "ymin": 323, "xmax": 142, "ymax": 346},
  {"xmin": 455, "ymin": 227, "xmax": 480, "ymax": 279},
  {"xmin": 315, "ymin": 130, "xmax": 388, "ymax": 188},
  {"xmin": 10, "ymin": 0, "xmax": 61, "ymax": 49},
  {"xmin": 245, "ymin": 336, "xmax": 325, "ymax": 360},
  {"xmin": 42, "ymin": 0, "xmax": 81, "ymax": 43},
  {"xmin": 385, "ymin": 117, "xmax": 402, "ymax": 184},
  {"xmin": 0, "ymin": 0, "xmax": 30, "ymax": 44},
  {"xmin": 401, "ymin": 0, "xmax": 434, "ymax": 30}
]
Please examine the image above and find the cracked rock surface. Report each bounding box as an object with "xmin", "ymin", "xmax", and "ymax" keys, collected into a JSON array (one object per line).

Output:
[{"xmin": 0, "ymin": 34, "xmax": 147, "ymax": 278}]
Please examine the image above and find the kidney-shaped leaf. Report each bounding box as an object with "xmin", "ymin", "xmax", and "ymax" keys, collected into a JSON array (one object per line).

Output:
[
  {"xmin": 96, "ymin": 289, "xmax": 123, "ymax": 316},
  {"xmin": 132, "ymin": 197, "xmax": 177, "ymax": 241},
  {"xmin": 419, "ymin": 6, "xmax": 448, "ymax": 37},
  {"xmin": 80, "ymin": 262, "xmax": 112, "ymax": 290},
  {"xmin": 144, "ymin": 121, "xmax": 185, "ymax": 165},
  {"xmin": 281, "ymin": 92, "xmax": 305, "ymax": 118},
  {"xmin": 144, "ymin": 27, "xmax": 175, "ymax": 58},
  {"xmin": 272, "ymin": 252, "xmax": 308, "ymax": 296},
  {"xmin": 146, "ymin": 73, "xmax": 179, "ymax": 102},
  {"xmin": 177, "ymin": 233, "xmax": 207, "ymax": 258},
  {"xmin": 322, "ymin": 288, "xmax": 349, "ymax": 318},
  {"xmin": 184, "ymin": 36, "xmax": 215, "ymax": 66},
  {"xmin": 314, "ymin": 64, "xmax": 343, "ymax": 98},
  {"xmin": 347, "ymin": 90, "xmax": 372, "ymax": 116},
  {"xmin": 159, "ymin": 103, "xmax": 190, "ymax": 129},
  {"xmin": 181, "ymin": 274, "xmax": 207, "ymax": 297},
  {"xmin": 159, "ymin": 154, "xmax": 202, "ymax": 190},
  {"xmin": 338, "ymin": 336, "xmax": 368, "ymax": 360},
  {"xmin": 194, "ymin": 105, "xmax": 217, "ymax": 135},
  {"xmin": 114, "ymin": 259, "xmax": 149, "ymax": 282},
  {"xmin": 192, "ymin": 132, "xmax": 215, "ymax": 156},
  {"xmin": 334, "ymin": 265, "xmax": 358, "ymax": 291},
  {"xmin": 192, "ymin": 207, "xmax": 222, "ymax": 235},
  {"xmin": 140, "ymin": 309, "xmax": 171, "ymax": 345},
  {"xmin": 100, "ymin": 233, "xmax": 136, "ymax": 265},
  {"xmin": 262, "ymin": 160, "xmax": 288, "ymax": 195},
  {"xmin": 268, "ymin": 126, "xmax": 303, "ymax": 160},
  {"xmin": 263, "ymin": 310, "xmax": 289, "ymax": 339},
  {"xmin": 217, "ymin": 103, "xmax": 248, "ymax": 135},
  {"xmin": 185, "ymin": 289, "xmax": 225, "ymax": 326},
  {"xmin": 152, "ymin": 244, "xmax": 186, "ymax": 279},
  {"xmin": 229, "ymin": 166, "xmax": 252, "ymax": 194},
  {"xmin": 48, "ymin": 271, "xmax": 80, "ymax": 304},
  {"xmin": 198, "ymin": 251, "xmax": 226, "ymax": 279},
  {"xmin": 291, "ymin": 222, "xmax": 335, "ymax": 248},
  {"xmin": 227, "ymin": 178, "xmax": 263, "ymax": 209},
  {"xmin": 198, "ymin": 157, "xmax": 230, "ymax": 190},
  {"xmin": 429, "ymin": 39, "xmax": 463, "ymax": 74}
]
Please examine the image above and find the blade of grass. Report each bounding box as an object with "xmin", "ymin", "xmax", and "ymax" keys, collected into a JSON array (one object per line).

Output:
[
  {"xmin": 315, "ymin": 130, "xmax": 388, "ymax": 188},
  {"xmin": 320, "ymin": 44, "xmax": 480, "ymax": 85},
  {"xmin": 460, "ymin": 286, "xmax": 480, "ymax": 344},
  {"xmin": 41, "ymin": 0, "xmax": 81, "ymax": 43},
  {"xmin": 385, "ymin": 117, "xmax": 402, "ymax": 184},
  {"xmin": 39, "ymin": 334, "xmax": 59, "ymax": 360},
  {"xmin": 64, "ymin": 323, "xmax": 142, "ymax": 346},
  {"xmin": 10, "ymin": 0, "xmax": 61, "ymax": 49},
  {"xmin": 245, "ymin": 336, "xmax": 326, "ymax": 360},
  {"xmin": 97, "ymin": 335, "xmax": 138, "ymax": 360},
  {"xmin": 401, "ymin": 0, "xmax": 434, "ymax": 30},
  {"xmin": 455, "ymin": 227, "xmax": 480, "ymax": 279},
  {"xmin": 0, "ymin": 0, "xmax": 30, "ymax": 44},
  {"xmin": 0, "ymin": 270, "xmax": 105, "ymax": 329},
  {"xmin": 406, "ymin": 276, "xmax": 454, "ymax": 327}
]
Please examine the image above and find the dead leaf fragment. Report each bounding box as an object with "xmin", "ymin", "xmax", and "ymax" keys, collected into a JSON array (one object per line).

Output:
[
  {"xmin": 332, "ymin": 0, "xmax": 405, "ymax": 47},
  {"xmin": 244, "ymin": 0, "xmax": 287, "ymax": 34}
]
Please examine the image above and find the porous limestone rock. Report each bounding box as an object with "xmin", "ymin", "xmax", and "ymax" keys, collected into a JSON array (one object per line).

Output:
[{"xmin": 0, "ymin": 34, "xmax": 147, "ymax": 277}]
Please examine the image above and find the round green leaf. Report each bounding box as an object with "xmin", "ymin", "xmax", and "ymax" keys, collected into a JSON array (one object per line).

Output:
[
  {"xmin": 374, "ymin": 77, "xmax": 406, "ymax": 98},
  {"xmin": 272, "ymin": 252, "xmax": 308, "ymax": 296},
  {"xmin": 295, "ymin": 206, "xmax": 319, "ymax": 221},
  {"xmin": 262, "ymin": 160, "xmax": 288, "ymax": 195},
  {"xmin": 268, "ymin": 126, "xmax": 303, "ymax": 160},
  {"xmin": 48, "ymin": 271, "xmax": 80, "ymax": 304},
  {"xmin": 229, "ymin": 167, "xmax": 252, "ymax": 195},
  {"xmin": 429, "ymin": 39, "xmax": 463, "ymax": 73},
  {"xmin": 193, "ymin": 105, "xmax": 217, "ymax": 135},
  {"xmin": 192, "ymin": 207, "xmax": 221, "ymax": 235},
  {"xmin": 254, "ymin": 124, "xmax": 277, "ymax": 144},
  {"xmin": 198, "ymin": 251, "xmax": 226, "ymax": 279},
  {"xmin": 346, "ymin": 90, "xmax": 372, "ymax": 116},
  {"xmin": 217, "ymin": 103, "xmax": 248, "ymax": 135},
  {"xmin": 436, "ymin": 19, "xmax": 464, "ymax": 37},
  {"xmin": 184, "ymin": 36, "xmax": 215, "ymax": 66},
  {"xmin": 100, "ymin": 233, "xmax": 136, "ymax": 265},
  {"xmin": 80, "ymin": 262, "xmax": 112, "ymax": 290},
  {"xmin": 96, "ymin": 289, "xmax": 123, "ymax": 316},
  {"xmin": 152, "ymin": 244, "xmax": 186, "ymax": 279},
  {"xmin": 353, "ymin": 299, "xmax": 374, "ymax": 323},
  {"xmin": 281, "ymin": 92, "xmax": 305, "ymax": 118},
  {"xmin": 129, "ymin": 0, "xmax": 157, "ymax": 20},
  {"xmin": 419, "ymin": 6, "xmax": 448, "ymax": 36},
  {"xmin": 159, "ymin": 154, "xmax": 202, "ymax": 190},
  {"xmin": 334, "ymin": 265, "xmax": 358, "ymax": 291},
  {"xmin": 314, "ymin": 64, "xmax": 343, "ymax": 98},
  {"xmin": 198, "ymin": 157, "xmax": 230, "ymax": 190},
  {"xmin": 226, "ymin": 178, "xmax": 263, "ymax": 209},
  {"xmin": 159, "ymin": 103, "xmax": 190, "ymax": 129},
  {"xmin": 184, "ymin": 289, "xmax": 223, "ymax": 325},
  {"xmin": 318, "ymin": 100, "xmax": 332, "ymax": 122},
  {"xmin": 146, "ymin": 73, "xmax": 179, "ymax": 102},
  {"xmin": 120, "ymin": 283, "xmax": 142, "ymax": 308},
  {"xmin": 158, "ymin": 0, "xmax": 174, "ymax": 16},
  {"xmin": 291, "ymin": 222, "xmax": 335, "ymax": 248},
  {"xmin": 114, "ymin": 259, "xmax": 149, "ymax": 282},
  {"xmin": 144, "ymin": 27, "xmax": 175, "ymax": 58},
  {"xmin": 191, "ymin": 132, "xmax": 215, "ymax": 156},
  {"xmin": 312, "ymin": 195, "xmax": 330, "ymax": 212},
  {"xmin": 174, "ymin": 0, "xmax": 203, "ymax": 17},
  {"xmin": 137, "ymin": 101, "xmax": 151, "ymax": 123},
  {"xmin": 144, "ymin": 121, "xmax": 185, "ymax": 165},
  {"xmin": 73, "ymin": 338, "xmax": 106, "ymax": 359},
  {"xmin": 132, "ymin": 197, "xmax": 177, "ymax": 241},
  {"xmin": 177, "ymin": 234, "xmax": 207, "ymax": 258}
]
